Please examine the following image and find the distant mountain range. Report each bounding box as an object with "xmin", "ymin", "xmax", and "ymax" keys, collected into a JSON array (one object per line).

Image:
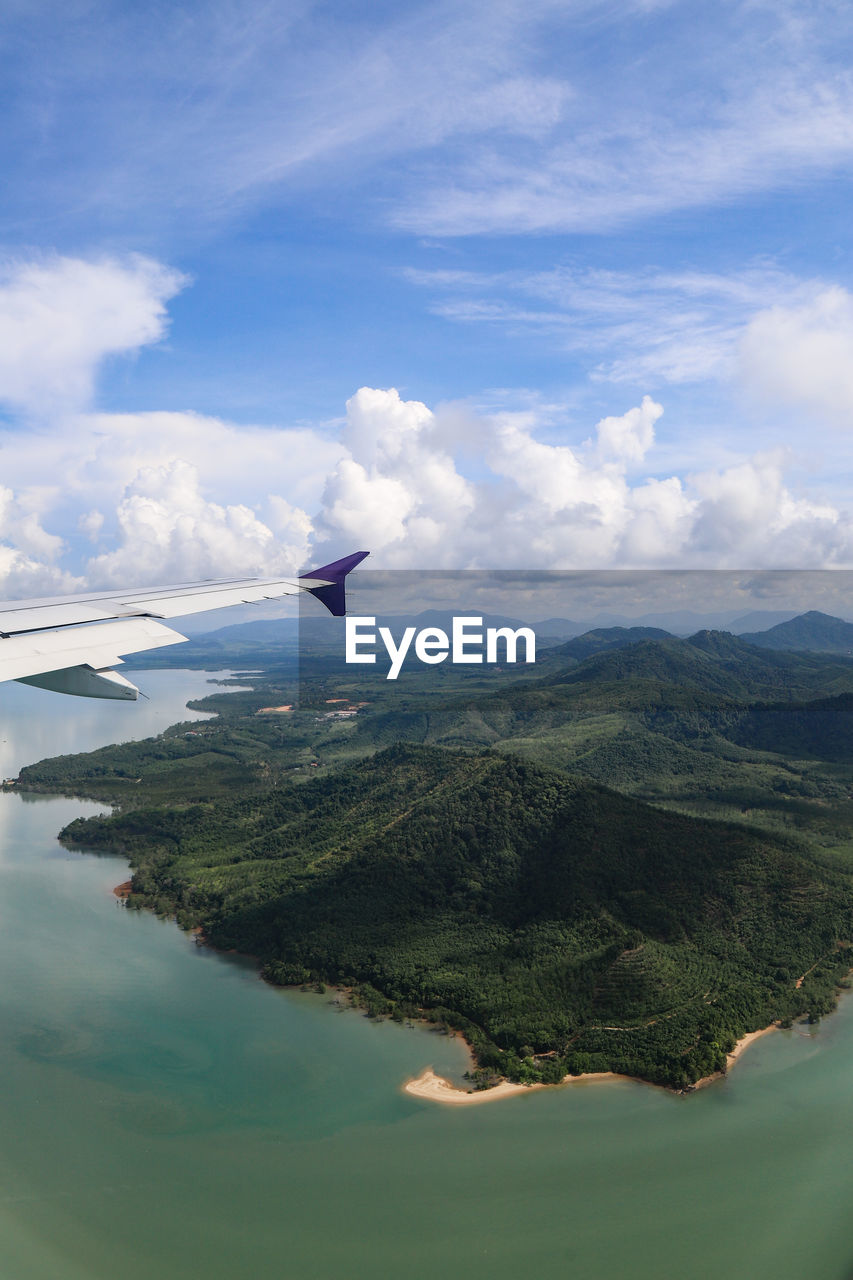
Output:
[
  {"xmin": 740, "ymin": 610, "xmax": 853, "ymax": 654},
  {"xmin": 551, "ymin": 626, "xmax": 674, "ymax": 662},
  {"xmin": 144, "ymin": 606, "xmax": 853, "ymax": 670},
  {"xmin": 549, "ymin": 611, "xmax": 853, "ymax": 661},
  {"xmin": 727, "ymin": 609, "xmax": 804, "ymax": 633},
  {"xmin": 202, "ymin": 610, "xmax": 580, "ymax": 646}
]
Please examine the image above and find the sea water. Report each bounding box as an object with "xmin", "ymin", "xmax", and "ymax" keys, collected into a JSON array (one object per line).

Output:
[{"xmin": 0, "ymin": 674, "xmax": 851, "ymax": 1280}]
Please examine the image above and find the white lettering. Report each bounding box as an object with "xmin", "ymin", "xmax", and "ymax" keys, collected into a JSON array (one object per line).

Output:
[
  {"xmin": 486, "ymin": 626, "xmax": 536, "ymax": 664},
  {"xmin": 344, "ymin": 616, "xmax": 537, "ymax": 677},
  {"xmin": 346, "ymin": 617, "xmax": 377, "ymax": 664},
  {"xmin": 379, "ymin": 625, "xmax": 416, "ymax": 680},
  {"xmin": 452, "ymin": 616, "xmax": 484, "ymax": 664},
  {"xmin": 414, "ymin": 627, "xmax": 449, "ymax": 664}
]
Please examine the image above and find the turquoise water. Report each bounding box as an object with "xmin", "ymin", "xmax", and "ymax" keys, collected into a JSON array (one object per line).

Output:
[{"xmin": 1, "ymin": 674, "xmax": 852, "ymax": 1279}]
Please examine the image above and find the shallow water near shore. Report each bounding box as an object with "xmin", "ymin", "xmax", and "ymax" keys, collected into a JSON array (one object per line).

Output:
[{"xmin": 1, "ymin": 673, "xmax": 853, "ymax": 1280}]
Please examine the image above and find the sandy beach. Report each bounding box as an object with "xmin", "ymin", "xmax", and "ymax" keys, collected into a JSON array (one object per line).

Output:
[
  {"xmin": 404, "ymin": 1068, "xmax": 546, "ymax": 1104},
  {"xmin": 405, "ymin": 1023, "xmax": 782, "ymax": 1105},
  {"xmin": 727, "ymin": 1023, "xmax": 779, "ymax": 1064},
  {"xmin": 403, "ymin": 1066, "xmax": 640, "ymax": 1105},
  {"xmin": 691, "ymin": 1022, "xmax": 780, "ymax": 1089}
]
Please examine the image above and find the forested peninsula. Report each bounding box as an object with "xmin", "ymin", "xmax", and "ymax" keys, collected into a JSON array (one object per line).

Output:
[{"xmin": 17, "ymin": 627, "xmax": 853, "ymax": 1091}]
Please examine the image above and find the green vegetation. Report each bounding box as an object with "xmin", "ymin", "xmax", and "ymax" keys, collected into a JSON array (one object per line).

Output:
[
  {"xmin": 740, "ymin": 610, "xmax": 853, "ymax": 654},
  {"xmin": 16, "ymin": 629, "xmax": 853, "ymax": 1091}
]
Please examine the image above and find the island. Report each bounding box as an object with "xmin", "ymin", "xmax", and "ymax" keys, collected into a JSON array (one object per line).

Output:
[{"xmin": 17, "ymin": 623, "xmax": 853, "ymax": 1093}]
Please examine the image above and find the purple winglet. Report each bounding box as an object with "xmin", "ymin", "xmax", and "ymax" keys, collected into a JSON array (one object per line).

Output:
[{"xmin": 299, "ymin": 550, "xmax": 369, "ymax": 616}]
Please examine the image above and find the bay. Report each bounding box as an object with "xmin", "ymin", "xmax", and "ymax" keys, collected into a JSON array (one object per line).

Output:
[{"xmin": 0, "ymin": 673, "xmax": 852, "ymax": 1279}]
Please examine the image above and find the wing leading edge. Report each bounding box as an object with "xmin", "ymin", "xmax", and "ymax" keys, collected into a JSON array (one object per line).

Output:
[{"xmin": 0, "ymin": 551, "xmax": 368, "ymax": 701}]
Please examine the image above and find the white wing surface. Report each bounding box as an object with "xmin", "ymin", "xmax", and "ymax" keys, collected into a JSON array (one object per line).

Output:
[{"xmin": 0, "ymin": 552, "xmax": 368, "ymax": 701}]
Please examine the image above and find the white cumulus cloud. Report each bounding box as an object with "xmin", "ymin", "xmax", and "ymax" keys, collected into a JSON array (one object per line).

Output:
[
  {"xmin": 739, "ymin": 286, "xmax": 853, "ymax": 425},
  {"xmin": 0, "ymin": 405, "xmax": 345, "ymax": 593},
  {"xmin": 0, "ymin": 485, "xmax": 80, "ymax": 595},
  {"xmin": 1, "ymin": 376, "xmax": 853, "ymax": 595},
  {"xmin": 0, "ymin": 254, "xmax": 187, "ymax": 416},
  {"xmin": 315, "ymin": 387, "xmax": 475, "ymax": 563},
  {"xmin": 85, "ymin": 460, "xmax": 312, "ymax": 587},
  {"xmin": 83, "ymin": 463, "xmax": 312, "ymax": 586},
  {"xmin": 594, "ymin": 396, "xmax": 661, "ymax": 464},
  {"xmin": 314, "ymin": 387, "xmax": 853, "ymax": 569}
]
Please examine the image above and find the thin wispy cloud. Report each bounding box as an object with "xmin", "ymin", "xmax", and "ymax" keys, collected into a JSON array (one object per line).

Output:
[
  {"xmin": 406, "ymin": 262, "xmax": 821, "ymax": 386},
  {"xmin": 393, "ymin": 77, "xmax": 853, "ymax": 236},
  {"xmin": 3, "ymin": 1, "xmax": 852, "ymax": 241},
  {"xmin": 391, "ymin": 3, "xmax": 853, "ymax": 236},
  {"xmin": 0, "ymin": 0, "xmax": 575, "ymax": 239}
]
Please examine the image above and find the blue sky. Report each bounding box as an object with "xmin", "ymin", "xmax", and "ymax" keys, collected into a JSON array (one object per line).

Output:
[{"xmin": 1, "ymin": 0, "xmax": 853, "ymax": 589}]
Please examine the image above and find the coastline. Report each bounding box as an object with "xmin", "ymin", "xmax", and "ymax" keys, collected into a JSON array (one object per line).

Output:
[
  {"xmin": 690, "ymin": 1022, "xmax": 780, "ymax": 1090},
  {"xmin": 403, "ymin": 1065, "xmax": 650, "ymax": 1105},
  {"xmin": 109, "ymin": 869, "xmax": 816, "ymax": 1105},
  {"xmin": 404, "ymin": 1069, "xmax": 546, "ymax": 1105},
  {"xmin": 404, "ymin": 1023, "xmax": 782, "ymax": 1106}
]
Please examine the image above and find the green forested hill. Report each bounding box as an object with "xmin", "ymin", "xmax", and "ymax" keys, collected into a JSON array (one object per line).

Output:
[
  {"xmin": 556, "ymin": 630, "xmax": 853, "ymax": 699},
  {"xmin": 60, "ymin": 743, "xmax": 853, "ymax": 1089},
  {"xmin": 740, "ymin": 610, "xmax": 853, "ymax": 653},
  {"xmin": 550, "ymin": 626, "xmax": 673, "ymax": 661},
  {"xmin": 17, "ymin": 631, "xmax": 853, "ymax": 1091}
]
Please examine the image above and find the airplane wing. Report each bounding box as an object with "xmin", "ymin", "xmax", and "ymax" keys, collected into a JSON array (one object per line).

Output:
[{"xmin": 0, "ymin": 551, "xmax": 368, "ymax": 701}]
